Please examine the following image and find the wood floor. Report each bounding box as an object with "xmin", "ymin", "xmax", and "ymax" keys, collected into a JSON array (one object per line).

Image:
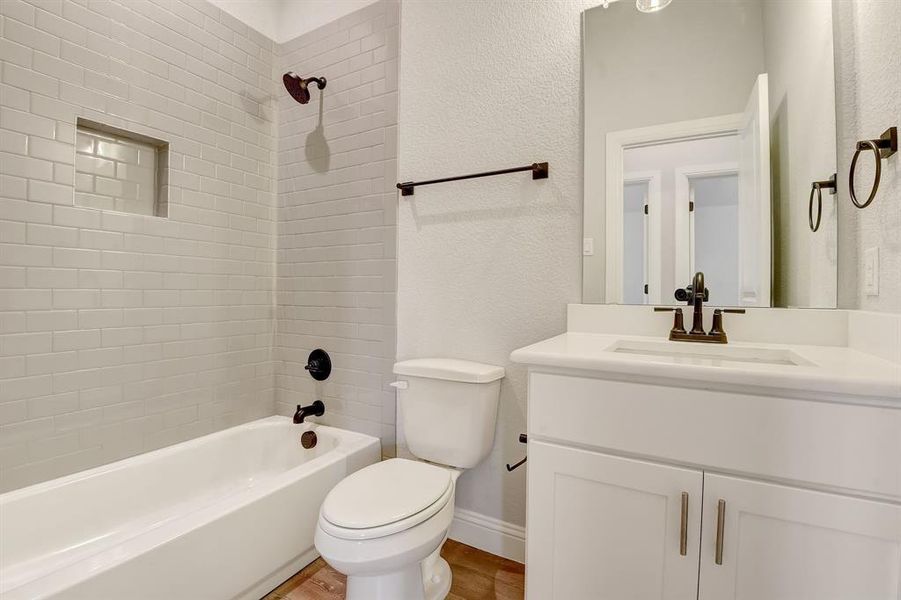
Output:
[{"xmin": 262, "ymin": 539, "xmax": 525, "ymax": 600}]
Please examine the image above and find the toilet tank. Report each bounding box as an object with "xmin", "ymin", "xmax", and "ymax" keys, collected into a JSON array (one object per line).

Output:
[{"xmin": 393, "ymin": 359, "xmax": 505, "ymax": 469}]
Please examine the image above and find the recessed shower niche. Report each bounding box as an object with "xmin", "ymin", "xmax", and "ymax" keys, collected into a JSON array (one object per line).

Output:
[{"xmin": 74, "ymin": 118, "xmax": 170, "ymax": 218}]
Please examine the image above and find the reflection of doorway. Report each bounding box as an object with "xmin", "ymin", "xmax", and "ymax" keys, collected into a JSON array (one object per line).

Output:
[
  {"xmin": 605, "ymin": 74, "xmax": 770, "ymax": 306},
  {"xmin": 674, "ymin": 164, "xmax": 740, "ymax": 306},
  {"xmin": 621, "ymin": 135, "xmax": 740, "ymax": 304},
  {"xmin": 622, "ymin": 172, "xmax": 661, "ymax": 304}
]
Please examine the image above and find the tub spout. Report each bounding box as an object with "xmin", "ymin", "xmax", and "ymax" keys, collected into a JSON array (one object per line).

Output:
[{"xmin": 294, "ymin": 400, "xmax": 325, "ymax": 424}]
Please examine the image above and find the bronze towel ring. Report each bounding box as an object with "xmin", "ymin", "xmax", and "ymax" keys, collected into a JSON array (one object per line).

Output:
[
  {"xmin": 808, "ymin": 174, "xmax": 836, "ymax": 232},
  {"xmin": 849, "ymin": 127, "xmax": 897, "ymax": 209}
]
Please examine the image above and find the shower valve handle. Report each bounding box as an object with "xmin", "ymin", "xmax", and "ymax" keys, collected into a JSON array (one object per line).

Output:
[{"xmin": 305, "ymin": 349, "xmax": 332, "ymax": 381}]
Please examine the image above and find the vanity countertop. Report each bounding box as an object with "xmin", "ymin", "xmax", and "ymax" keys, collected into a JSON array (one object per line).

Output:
[{"xmin": 511, "ymin": 332, "xmax": 901, "ymax": 402}]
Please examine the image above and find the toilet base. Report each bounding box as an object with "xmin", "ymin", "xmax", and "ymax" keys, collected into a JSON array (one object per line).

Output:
[
  {"xmin": 345, "ymin": 548, "xmax": 452, "ymax": 600},
  {"xmin": 422, "ymin": 548, "xmax": 452, "ymax": 600}
]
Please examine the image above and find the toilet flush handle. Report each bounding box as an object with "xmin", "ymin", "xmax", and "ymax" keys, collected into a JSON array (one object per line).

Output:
[{"xmin": 389, "ymin": 381, "xmax": 408, "ymax": 390}]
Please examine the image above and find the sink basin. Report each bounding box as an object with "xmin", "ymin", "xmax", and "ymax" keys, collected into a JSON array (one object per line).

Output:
[{"xmin": 607, "ymin": 339, "xmax": 812, "ymax": 367}]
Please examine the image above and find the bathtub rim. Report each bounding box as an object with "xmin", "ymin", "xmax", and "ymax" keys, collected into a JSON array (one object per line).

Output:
[{"xmin": 0, "ymin": 416, "xmax": 373, "ymax": 503}]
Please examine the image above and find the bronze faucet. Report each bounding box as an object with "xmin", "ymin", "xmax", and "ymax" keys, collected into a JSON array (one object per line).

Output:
[
  {"xmin": 687, "ymin": 271, "xmax": 708, "ymax": 335},
  {"xmin": 655, "ymin": 272, "xmax": 745, "ymax": 344},
  {"xmin": 294, "ymin": 400, "xmax": 325, "ymax": 423}
]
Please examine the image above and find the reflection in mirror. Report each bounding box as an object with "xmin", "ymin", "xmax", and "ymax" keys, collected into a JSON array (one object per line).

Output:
[
  {"xmin": 622, "ymin": 135, "xmax": 745, "ymax": 306},
  {"xmin": 582, "ymin": 0, "xmax": 838, "ymax": 308}
]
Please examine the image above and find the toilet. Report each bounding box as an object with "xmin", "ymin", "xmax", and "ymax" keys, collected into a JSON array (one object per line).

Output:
[{"xmin": 314, "ymin": 358, "xmax": 505, "ymax": 600}]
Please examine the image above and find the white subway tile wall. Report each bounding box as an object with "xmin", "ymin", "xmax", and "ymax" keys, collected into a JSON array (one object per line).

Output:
[
  {"xmin": 274, "ymin": 1, "xmax": 399, "ymax": 453},
  {"xmin": 74, "ymin": 124, "xmax": 167, "ymax": 217},
  {"xmin": 0, "ymin": 0, "xmax": 278, "ymax": 491}
]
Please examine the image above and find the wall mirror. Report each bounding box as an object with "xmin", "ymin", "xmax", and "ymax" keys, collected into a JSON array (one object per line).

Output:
[{"xmin": 582, "ymin": 0, "xmax": 838, "ymax": 308}]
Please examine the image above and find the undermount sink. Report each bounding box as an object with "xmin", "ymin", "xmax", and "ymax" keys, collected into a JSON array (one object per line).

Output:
[{"xmin": 607, "ymin": 339, "xmax": 812, "ymax": 367}]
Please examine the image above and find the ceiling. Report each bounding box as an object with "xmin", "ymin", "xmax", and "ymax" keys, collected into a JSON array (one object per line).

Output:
[{"xmin": 208, "ymin": 0, "xmax": 381, "ymax": 44}]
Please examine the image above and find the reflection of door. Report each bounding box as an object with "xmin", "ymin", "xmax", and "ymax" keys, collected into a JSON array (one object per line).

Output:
[
  {"xmin": 622, "ymin": 172, "xmax": 661, "ymax": 304},
  {"xmin": 674, "ymin": 163, "xmax": 740, "ymax": 306},
  {"xmin": 692, "ymin": 175, "xmax": 741, "ymax": 306},
  {"xmin": 623, "ymin": 181, "xmax": 648, "ymax": 305},
  {"xmin": 606, "ymin": 102, "xmax": 771, "ymax": 306},
  {"xmin": 607, "ymin": 114, "xmax": 743, "ymax": 305},
  {"xmin": 737, "ymin": 73, "xmax": 771, "ymax": 306}
]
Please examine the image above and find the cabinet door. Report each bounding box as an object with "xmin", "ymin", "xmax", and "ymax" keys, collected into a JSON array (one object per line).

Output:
[
  {"xmin": 699, "ymin": 474, "xmax": 901, "ymax": 600},
  {"xmin": 526, "ymin": 441, "xmax": 703, "ymax": 600}
]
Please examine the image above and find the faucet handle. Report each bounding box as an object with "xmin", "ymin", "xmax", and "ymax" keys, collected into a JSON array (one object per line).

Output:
[
  {"xmin": 654, "ymin": 306, "xmax": 687, "ymax": 335},
  {"xmin": 709, "ymin": 308, "xmax": 745, "ymax": 340},
  {"xmin": 710, "ymin": 309, "xmax": 726, "ymax": 337}
]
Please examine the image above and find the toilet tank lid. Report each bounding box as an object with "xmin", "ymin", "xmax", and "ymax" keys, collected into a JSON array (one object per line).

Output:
[{"xmin": 393, "ymin": 358, "xmax": 505, "ymax": 383}]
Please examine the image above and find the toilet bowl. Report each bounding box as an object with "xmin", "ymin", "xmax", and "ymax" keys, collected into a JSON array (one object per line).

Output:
[
  {"xmin": 314, "ymin": 358, "xmax": 505, "ymax": 600},
  {"xmin": 315, "ymin": 459, "xmax": 459, "ymax": 600}
]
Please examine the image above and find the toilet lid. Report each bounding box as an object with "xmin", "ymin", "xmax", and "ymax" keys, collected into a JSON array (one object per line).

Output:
[{"xmin": 321, "ymin": 459, "xmax": 452, "ymax": 530}]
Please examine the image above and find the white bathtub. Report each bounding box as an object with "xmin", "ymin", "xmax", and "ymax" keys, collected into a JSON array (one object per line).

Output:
[{"xmin": 0, "ymin": 416, "xmax": 380, "ymax": 600}]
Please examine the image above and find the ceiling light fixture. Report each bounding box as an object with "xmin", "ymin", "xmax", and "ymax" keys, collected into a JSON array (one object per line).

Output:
[{"xmin": 636, "ymin": 0, "xmax": 673, "ymax": 13}]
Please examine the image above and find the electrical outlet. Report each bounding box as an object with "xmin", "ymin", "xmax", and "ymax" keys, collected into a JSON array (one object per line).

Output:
[
  {"xmin": 864, "ymin": 247, "xmax": 879, "ymax": 296},
  {"xmin": 583, "ymin": 238, "xmax": 595, "ymax": 256}
]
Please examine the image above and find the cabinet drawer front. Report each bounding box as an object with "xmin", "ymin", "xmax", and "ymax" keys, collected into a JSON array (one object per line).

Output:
[
  {"xmin": 526, "ymin": 441, "xmax": 702, "ymax": 600},
  {"xmin": 699, "ymin": 474, "xmax": 901, "ymax": 600},
  {"xmin": 529, "ymin": 372, "xmax": 901, "ymax": 499}
]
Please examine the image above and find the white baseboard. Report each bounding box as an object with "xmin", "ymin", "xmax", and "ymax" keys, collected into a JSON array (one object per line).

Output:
[{"xmin": 448, "ymin": 508, "xmax": 525, "ymax": 564}]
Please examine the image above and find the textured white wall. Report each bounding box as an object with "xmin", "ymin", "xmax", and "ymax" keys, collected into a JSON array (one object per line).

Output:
[
  {"xmin": 834, "ymin": 0, "xmax": 901, "ymax": 313},
  {"xmin": 397, "ymin": 0, "xmax": 589, "ymax": 529},
  {"xmin": 274, "ymin": 0, "xmax": 399, "ymax": 452},
  {"xmin": 0, "ymin": 0, "xmax": 277, "ymax": 491}
]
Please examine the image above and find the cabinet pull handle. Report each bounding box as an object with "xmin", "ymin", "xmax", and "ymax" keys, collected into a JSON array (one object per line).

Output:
[
  {"xmin": 715, "ymin": 499, "xmax": 726, "ymax": 565},
  {"xmin": 679, "ymin": 492, "xmax": 689, "ymax": 556}
]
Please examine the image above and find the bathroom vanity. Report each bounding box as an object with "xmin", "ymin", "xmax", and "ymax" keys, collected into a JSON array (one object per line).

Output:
[
  {"xmin": 562, "ymin": 2, "xmax": 901, "ymax": 595},
  {"xmin": 512, "ymin": 305, "xmax": 901, "ymax": 600}
]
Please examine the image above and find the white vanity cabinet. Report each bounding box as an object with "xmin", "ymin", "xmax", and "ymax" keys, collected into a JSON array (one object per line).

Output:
[
  {"xmin": 698, "ymin": 474, "xmax": 901, "ymax": 600},
  {"xmin": 527, "ymin": 441, "xmax": 703, "ymax": 600},
  {"xmin": 522, "ymin": 370, "xmax": 901, "ymax": 600}
]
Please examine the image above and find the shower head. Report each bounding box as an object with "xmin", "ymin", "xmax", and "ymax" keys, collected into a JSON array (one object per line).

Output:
[{"xmin": 283, "ymin": 72, "xmax": 327, "ymax": 104}]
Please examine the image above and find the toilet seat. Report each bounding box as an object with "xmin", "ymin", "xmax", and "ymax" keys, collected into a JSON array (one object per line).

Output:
[{"xmin": 319, "ymin": 459, "xmax": 454, "ymax": 541}]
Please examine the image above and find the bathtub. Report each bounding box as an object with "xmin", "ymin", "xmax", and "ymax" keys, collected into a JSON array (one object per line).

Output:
[{"xmin": 0, "ymin": 416, "xmax": 380, "ymax": 600}]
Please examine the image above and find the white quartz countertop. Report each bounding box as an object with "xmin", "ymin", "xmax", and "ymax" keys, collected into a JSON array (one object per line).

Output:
[{"xmin": 510, "ymin": 332, "xmax": 901, "ymax": 401}]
